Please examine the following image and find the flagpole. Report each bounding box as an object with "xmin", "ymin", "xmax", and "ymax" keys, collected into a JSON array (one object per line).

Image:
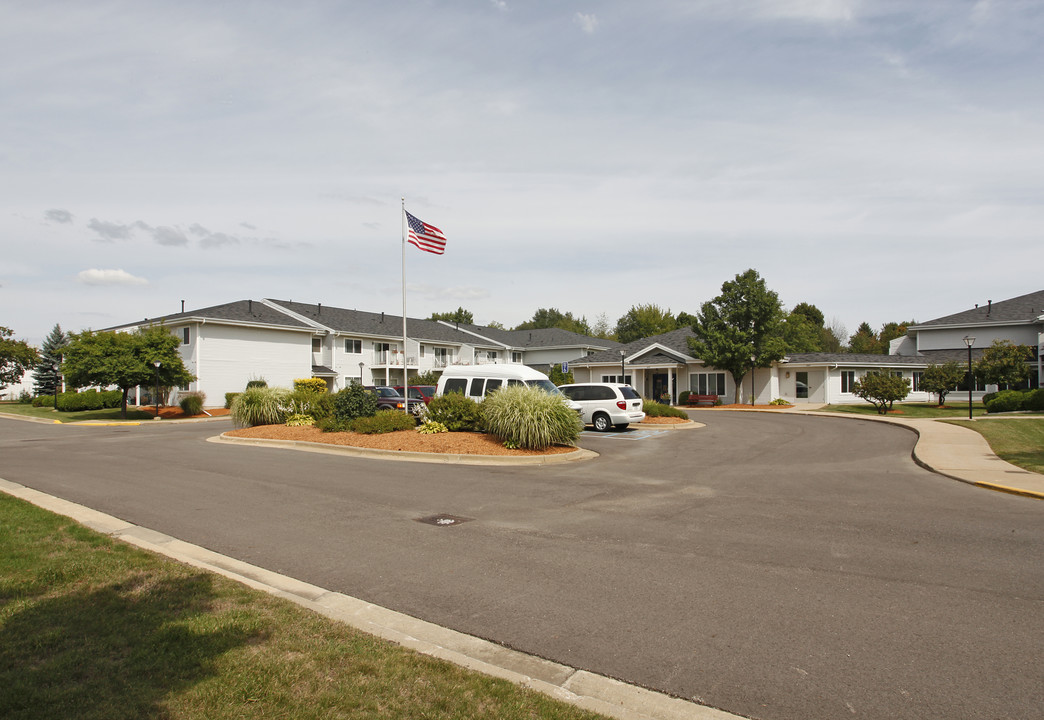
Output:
[{"xmin": 401, "ymin": 197, "xmax": 409, "ymax": 414}]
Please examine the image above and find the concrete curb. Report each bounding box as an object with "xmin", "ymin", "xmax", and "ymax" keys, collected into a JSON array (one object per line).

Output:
[
  {"xmin": 0, "ymin": 476, "xmax": 743, "ymax": 720},
  {"xmin": 211, "ymin": 432, "xmax": 600, "ymax": 466}
]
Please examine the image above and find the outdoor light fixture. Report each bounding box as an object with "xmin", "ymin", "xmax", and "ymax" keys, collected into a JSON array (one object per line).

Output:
[
  {"xmin": 152, "ymin": 361, "xmax": 161, "ymax": 417},
  {"xmin": 358, "ymin": 361, "xmax": 364, "ymax": 385},
  {"xmin": 963, "ymin": 336, "xmax": 975, "ymax": 420}
]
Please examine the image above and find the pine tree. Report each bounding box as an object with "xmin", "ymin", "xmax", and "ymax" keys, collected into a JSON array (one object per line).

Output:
[{"xmin": 32, "ymin": 323, "xmax": 68, "ymax": 396}]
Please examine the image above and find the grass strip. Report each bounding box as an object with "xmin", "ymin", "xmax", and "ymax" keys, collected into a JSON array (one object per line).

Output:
[
  {"xmin": 0, "ymin": 403, "xmax": 155, "ymax": 423},
  {"xmin": 943, "ymin": 418, "xmax": 1044, "ymax": 475},
  {"xmin": 0, "ymin": 494, "xmax": 607, "ymax": 720},
  {"xmin": 818, "ymin": 403, "xmax": 990, "ymax": 418}
]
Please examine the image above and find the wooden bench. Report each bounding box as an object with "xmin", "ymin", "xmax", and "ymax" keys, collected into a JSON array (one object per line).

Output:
[{"xmin": 685, "ymin": 394, "xmax": 718, "ymax": 407}]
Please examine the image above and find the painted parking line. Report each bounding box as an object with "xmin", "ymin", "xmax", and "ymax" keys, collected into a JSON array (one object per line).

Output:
[{"xmin": 580, "ymin": 429, "xmax": 672, "ymax": 441}]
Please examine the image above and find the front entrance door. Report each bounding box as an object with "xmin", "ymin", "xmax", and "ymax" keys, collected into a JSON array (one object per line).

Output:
[{"xmin": 652, "ymin": 373, "xmax": 675, "ymax": 404}]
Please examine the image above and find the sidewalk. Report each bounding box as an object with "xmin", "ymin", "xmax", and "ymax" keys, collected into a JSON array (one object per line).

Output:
[{"xmin": 776, "ymin": 405, "xmax": 1044, "ymax": 500}]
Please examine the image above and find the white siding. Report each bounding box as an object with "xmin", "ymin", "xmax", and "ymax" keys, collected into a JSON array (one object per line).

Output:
[
  {"xmin": 196, "ymin": 324, "xmax": 311, "ymax": 402},
  {"xmin": 916, "ymin": 325, "xmax": 1038, "ymax": 351}
]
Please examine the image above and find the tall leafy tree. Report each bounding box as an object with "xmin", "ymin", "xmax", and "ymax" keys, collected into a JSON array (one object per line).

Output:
[
  {"xmin": 790, "ymin": 302, "xmax": 825, "ymax": 328},
  {"xmin": 615, "ymin": 304, "xmax": 677, "ymax": 343},
  {"xmin": 63, "ymin": 326, "xmax": 195, "ymax": 418},
  {"xmin": 591, "ymin": 312, "xmax": 615, "ymax": 340},
  {"xmin": 778, "ymin": 312, "xmax": 822, "ymax": 353},
  {"xmin": 976, "ymin": 339, "xmax": 1033, "ymax": 388},
  {"xmin": 0, "ymin": 326, "xmax": 38, "ymax": 389},
  {"xmin": 429, "ymin": 307, "xmax": 474, "ymax": 324},
  {"xmin": 514, "ymin": 308, "xmax": 591, "ymax": 336},
  {"xmin": 688, "ymin": 269, "xmax": 787, "ymax": 403},
  {"xmin": 879, "ymin": 320, "xmax": 916, "ymax": 350},
  {"xmin": 32, "ymin": 323, "xmax": 69, "ymax": 396}
]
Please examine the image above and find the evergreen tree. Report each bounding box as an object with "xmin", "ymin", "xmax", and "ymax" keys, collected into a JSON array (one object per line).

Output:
[
  {"xmin": 32, "ymin": 323, "xmax": 69, "ymax": 396},
  {"xmin": 848, "ymin": 322, "xmax": 883, "ymax": 354}
]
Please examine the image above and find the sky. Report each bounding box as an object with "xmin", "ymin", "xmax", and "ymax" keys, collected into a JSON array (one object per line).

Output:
[{"xmin": 3, "ymin": 0, "xmax": 1042, "ymax": 346}]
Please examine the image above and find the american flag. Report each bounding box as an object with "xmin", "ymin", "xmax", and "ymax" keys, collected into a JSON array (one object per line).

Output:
[{"xmin": 405, "ymin": 210, "xmax": 447, "ymax": 255}]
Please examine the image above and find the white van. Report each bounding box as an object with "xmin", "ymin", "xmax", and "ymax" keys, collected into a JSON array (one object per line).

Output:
[{"xmin": 435, "ymin": 364, "xmax": 581, "ymax": 410}]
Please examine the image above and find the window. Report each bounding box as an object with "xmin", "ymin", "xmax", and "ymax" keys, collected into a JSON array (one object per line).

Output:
[
  {"xmin": 433, "ymin": 347, "xmax": 450, "ymax": 367},
  {"xmin": 690, "ymin": 372, "xmax": 725, "ymax": 396},
  {"xmin": 345, "ymin": 339, "xmax": 362, "ymax": 354},
  {"xmin": 311, "ymin": 338, "xmax": 321, "ymax": 353},
  {"xmin": 484, "ymin": 379, "xmax": 502, "ymax": 395},
  {"xmin": 841, "ymin": 371, "xmax": 856, "ymax": 393},
  {"xmin": 601, "ymin": 375, "xmax": 632, "ymax": 385},
  {"xmin": 344, "ymin": 375, "xmax": 361, "ymax": 386},
  {"xmin": 419, "ymin": 345, "xmax": 425, "ymax": 357},
  {"xmin": 912, "ymin": 371, "xmax": 924, "ymax": 392},
  {"xmin": 443, "ymin": 378, "xmax": 467, "ymax": 394},
  {"xmin": 511, "ymin": 351, "xmax": 523, "ymax": 363},
  {"xmin": 468, "ymin": 379, "xmax": 484, "ymax": 397},
  {"xmin": 374, "ymin": 342, "xmax": 391, "ymax": 363},
  {"xmin": 182, "ymin": 327, "xmax": 190, "ymax": 344},
  {"xmin": 485, "ymin": 351, "xmax": 498, "ymax": 361}
]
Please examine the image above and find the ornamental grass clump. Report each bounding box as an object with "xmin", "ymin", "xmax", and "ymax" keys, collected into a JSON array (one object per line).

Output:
[
  {"xmin": 178, "ymin": 391, "xmax": 206, "ymax": 416},
  {"xmin": 230, "ymin": 386, "xmax": 290, "ymax": 427},
  {"xmin": 482, "ymin": 384, "xmax": 582, "ymax": 450}
]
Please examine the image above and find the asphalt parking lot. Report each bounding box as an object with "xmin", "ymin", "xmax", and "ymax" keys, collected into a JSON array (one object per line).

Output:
[{"xmin": 2, "ymin": 412, "xmax": 1042, "ymax": 720}]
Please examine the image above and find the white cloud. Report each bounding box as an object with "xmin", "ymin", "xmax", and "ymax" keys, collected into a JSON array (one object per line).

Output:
[
  {"xmin": 45, "ymin": 208, "xmax": 74, "ymax": 224},
  {"xmin": 77, "ymin": 269, "xmax": 149, "ymax": 286},
  {"xmin": 574, "ymin": 12, "xmax": 599, "ymax": 34}
]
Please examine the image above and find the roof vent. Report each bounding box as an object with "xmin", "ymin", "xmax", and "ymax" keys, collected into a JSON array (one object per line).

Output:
[
  {"xmin": 317, "ymin": 303, "xmax": 321, "ymax": 315},
  {"xmin": 987, "ymin": 300, "xmax": 992, "ymax": 316},
  {"xmin": 248, "ymin": 299, "xmax": 252, "ymax": 314},
  {"xmin": 181, "ymin": 300, "xmax": 185, "ymax": 313},
  {"xmin": 381, "ymin": 312, "xmax": 385, "ymax": 323}
]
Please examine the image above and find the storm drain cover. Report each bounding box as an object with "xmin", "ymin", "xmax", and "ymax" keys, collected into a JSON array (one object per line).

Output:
[{"xmin": 415, "ymin": 514, "xmax": 473, "ymax": 527}]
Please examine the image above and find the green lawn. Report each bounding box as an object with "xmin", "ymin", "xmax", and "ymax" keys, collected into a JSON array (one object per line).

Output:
[
  {"xmin": 944, "ymin": 418, "xmax": 1044, "ymax": 475},
  {"xmin": 0, "ymin": 402, "xmax": 154, "ymax": 423},
  {"xmin": 817, "ymin": 402, "xmax": 989, "ymax": 418},
  {"xmin": 0, "ymin": 494, "xmax": 607, "ymax": 720}
]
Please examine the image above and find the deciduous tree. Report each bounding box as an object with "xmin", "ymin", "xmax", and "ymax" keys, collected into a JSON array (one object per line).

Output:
[
  {"xmin": 514, "ymin": 308, "xmax": 591, "ymax": 336},
  {"xmin": 848, "ymin": 322, "xmax": 883, "ymax": 354},
  {"xmin": 429, "ymin": 307, "xmax": 474, "ymax": 324},
  {"xmin": 688, "ymin": 269, "xmax": 787, "ymax": 403},
  {"xmin": 976, "ymin": 339, "xmax": 1033, "ymax": 388},
  {"xmin": 0, "ymin": 326, "xmax": 38, "ymax": 389},
  {"xmin": 62, "ymin": 326, "xmax": 195, "ymax": 418},
  {"xmin": 920, "ymin": 362, "xmax": 964, "ymax": 406},
  {"xmin": 615, "ymin": 304, "xmax": 677, "ymax": 343},
  {"xmin": 852, "ymin": 372, "xmax": 910, "ymax": 414}
]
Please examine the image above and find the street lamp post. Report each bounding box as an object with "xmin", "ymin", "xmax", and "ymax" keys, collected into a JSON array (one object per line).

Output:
[
  {"xmin": 750, "ymin": 355, "xmax": 756, "ymax": 406},
  {"xmin": 152, "ymin": 361, "xmax": 161, "ymax": 417},
  {"xmin": 51, "ymin": 364, "xmax": 59, "ymax": 410},
  {"xmin": 358, "ymin": 362, "xmax": 364, "ymax": 386},
  {"xmin": 963, "ymin": 336, "xmax": 975, "ymax": 420}
]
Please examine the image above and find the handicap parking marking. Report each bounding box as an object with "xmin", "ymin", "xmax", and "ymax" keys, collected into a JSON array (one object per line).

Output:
[{"xmin": 580, "ymin": 428, "xmax": 672, "ymax": 441}]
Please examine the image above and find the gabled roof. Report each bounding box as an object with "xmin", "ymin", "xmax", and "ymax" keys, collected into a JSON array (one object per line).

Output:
[
  {"xmin": 265, "ymin": 300, "xmax": 481, "ymax": 345},
  {"xmin": 442, "ymin": 321, "xmax": 623, "ymax": 351},
  {"xmin": 572, "ymin": 327, "xmax": 697, "ymax": 365},
  {"xmin": 912, "ymin": 289, "xmax": 1044, "ymax": 329},
  {"xmin": 107, "ymin": 299, "xmax": 314, "ymax": 332}
]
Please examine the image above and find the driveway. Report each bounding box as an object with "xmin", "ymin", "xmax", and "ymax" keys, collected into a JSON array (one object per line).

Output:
[{"xmin": 1, "ymin": 413, "xmax": 1041, "ymax": 720}]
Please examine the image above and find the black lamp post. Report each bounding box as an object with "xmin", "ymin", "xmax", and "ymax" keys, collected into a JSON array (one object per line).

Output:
[
  {"xmin": 358, "ymin": 362, "xmax": 364, "ymax": 386},
  {"xmin": 51, "ymin": 363, "xmax": 59, "ymax": 410},
  {"xmin": 152, "ymin": 361, "xmax": 161, "ymax": 417},
  {"xmin": 963, "ymin": 336, "xmax": 975, "ymax": 420},
  {"xmin": 750, "ymin": 355, "xmax": 756, "ymax": 406}
]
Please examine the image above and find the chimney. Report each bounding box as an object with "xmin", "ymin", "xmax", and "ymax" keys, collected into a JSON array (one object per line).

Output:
[{"xmin": 987, "ymin": 300, "xmax": 992, "ymax": 316}]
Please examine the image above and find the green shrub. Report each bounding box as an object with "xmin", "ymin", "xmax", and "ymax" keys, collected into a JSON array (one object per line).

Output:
[
  {"xmin": 287, "ymin": 389, "xmax": 334, "ymax": 420},
  {"xmin": 285, "ymin": 413, "xmax": 315, "ymax": 427},
  {"xmin": 230, "ymin": 386, "xmax": 290, "ymax": 427},
  {"xmin": 225, "ymin": 392, "xmax": 241, "ymax": 409},
  {"xmin": 852, "ymin": 372, "xmax": 910, "ymax": 414},
  {"xmin": 412, "ymin": 369, "xmax": 443, "ymax": 386},
  {"xmin": 293, "ymin": 377, "xmax": 328, "ymax": 394},
  {"xmin": 32, "ymin": 395, "xmax": 54, "ymax": 408},
  {"xmin": 315, "ymin": 416, "xmax": 351, "ymax": 433},
  {"xmin": 179, "ymin": 392, "xmax": 205, "ymax": 416},
  {"xmin": 426, "ymin": 392, "xmax": 484, "ymax": 432},
  {"xmin": 981, "ymin": 391, "xmax": 999, "ymax": 406},
  {"xmin": 769, "ymin": 398, "xmax": 792, "ymax": 406},
  {"xmin": 245, "ymin": 378, "xmax": 268, "ymax": 389},
  {"xmin": 985, "ymin": 389, "xmax": 1026, "ymax": 414},
  {"xmin": 351, "ymin": 411, "xmax": 417, "ymax": 434},
  {"xmin": 1024, "ymin": 388, "xmax": 1044, "ymax": 412},
  {"xmin": 18, "ymin": 390, "xmax": 32, "ymax": 404},
  {"xmin": 100, "ymin": 390, "xmax": 122, "ymax": 408},
  {"xmin": 333, "ymin": 384, "xmax": 378, "ymax": 422},
  {"xmin": 642, "ymin": 400, "xmax": 688, "ymax": 418},
  {"xmin": 58, "ymin": 390, "xmax": 104, "ymax": 412},
  {"xmin": 678, "ymin": 390, "xmax": 691, "ymax": 405},
  {"xmin": 481, "ymin": 384, "xmax": 583, "ymax": 450}
]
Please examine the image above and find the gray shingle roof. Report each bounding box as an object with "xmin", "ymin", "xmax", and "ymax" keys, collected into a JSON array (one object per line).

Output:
[
  {"xmin": 266, "ymin": 300, "xmax": 481, "ymax": 344},
  {"xmin": 443, "ymin": 321, "xmax": 622, "ymax": 351},
  {"xmin": 574, "ymin": 327, "xmax": 697, "ymax": 364},
  {"xmin": 914, "ymin": 289, "xmax": 1044, "ymax": 328},
  {"xmin": 784, "ymin": 353, "xmax": 931, "ymax": 366},
  {"xmin": 107, "ymin": 299, "xmax": 314, "ymax": 331}
]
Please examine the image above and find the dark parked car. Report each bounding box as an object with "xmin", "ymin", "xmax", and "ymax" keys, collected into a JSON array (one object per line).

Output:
[
  {"xmin": 394, "ymin": 385, "xmax": 437, "ymax": 404},
  {"xmin": 364, "ymin": 385, "xmax": 423, "ymax": 414}
]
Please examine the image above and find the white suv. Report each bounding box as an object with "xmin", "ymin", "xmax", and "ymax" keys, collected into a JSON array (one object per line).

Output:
[{"xmin": 557, "ymin": 383, "xmax": 645, "ymax": 431}]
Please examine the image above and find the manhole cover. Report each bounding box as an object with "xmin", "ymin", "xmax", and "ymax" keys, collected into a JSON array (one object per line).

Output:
[{"xmin": 415, "ymin": 514, "xmax": 473, "ymax": 527}]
